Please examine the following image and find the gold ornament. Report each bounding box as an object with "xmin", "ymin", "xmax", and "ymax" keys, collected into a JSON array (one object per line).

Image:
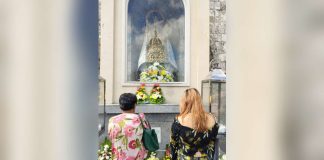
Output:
[{"xmin": 146, "ymin": 26, "xmax": 167, "ymax": 63}]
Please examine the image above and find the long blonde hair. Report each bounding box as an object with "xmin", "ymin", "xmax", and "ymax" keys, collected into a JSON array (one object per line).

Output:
[{"xmin": 178, "ymin": 88, "xmax": 208, "ymax": 132}]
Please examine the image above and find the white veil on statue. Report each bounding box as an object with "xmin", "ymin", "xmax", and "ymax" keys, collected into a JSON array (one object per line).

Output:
[{"xmin": 137, "ymin": 12, "xmax": 177, "ymax": 73}]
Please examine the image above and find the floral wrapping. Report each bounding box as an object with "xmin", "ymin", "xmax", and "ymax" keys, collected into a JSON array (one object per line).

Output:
[
  {"xmin": 108, "ymin": 113, "xmax": 149, "ymax": 160},
  {"xmin": 149, "ymin": 84, "xmax": 165, "ymax": 104},
  {"xmin": 170, "ymin": 118, "xmax": 219, "ymax": 160},
  {"xmin": 136, "ymin": 84, "xmax": 150, "ymax": 104}
]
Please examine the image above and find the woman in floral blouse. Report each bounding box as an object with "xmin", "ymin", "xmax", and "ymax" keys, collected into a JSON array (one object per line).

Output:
[
  {"xmin": 170, "ymin": 88, "xmax": 219, "ymax": 160},
  {"xmin": 108, "ymin": 93, "xmax": 149, "ymax": 160}
]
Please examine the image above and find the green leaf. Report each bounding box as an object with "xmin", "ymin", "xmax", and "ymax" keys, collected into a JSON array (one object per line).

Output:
[
  {"xmin": 122, "ymin": 137, "xmax": 127, "ymax": 145},
  {"xmin": 116, "ymin": 135, "xmax": 123, "ymax": 140},
  {"xmin": 135, "ymin": 140, "xmax": 140, "ymax": 147},
  {"xmin": 118, "ymin": 121, "xmax": 125, "ymax": 127}
]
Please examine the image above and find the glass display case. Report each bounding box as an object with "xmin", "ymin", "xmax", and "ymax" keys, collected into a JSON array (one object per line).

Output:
[
  {"xmin": 201, "ymin": 69, "xmax": 226, "ymax": 159},
  {"xmin": 126, "ymin": 0, "xmax": 189, "ymax": 84}
]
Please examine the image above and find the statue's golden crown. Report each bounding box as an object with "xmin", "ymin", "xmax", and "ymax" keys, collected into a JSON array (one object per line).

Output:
[{"xmin": 146, "ymin": 29, "xmax": 167, "ymax": 63}]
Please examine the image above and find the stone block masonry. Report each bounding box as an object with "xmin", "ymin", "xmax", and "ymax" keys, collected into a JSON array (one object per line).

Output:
[{"xmin": 210, "ymin": 0, "xmax": 226, "ymax": 72}]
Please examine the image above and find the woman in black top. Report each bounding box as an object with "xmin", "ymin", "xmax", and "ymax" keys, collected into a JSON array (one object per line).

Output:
[{"xmin": 170, "ymin": 88, "xmax": 219, "ymax": 160}]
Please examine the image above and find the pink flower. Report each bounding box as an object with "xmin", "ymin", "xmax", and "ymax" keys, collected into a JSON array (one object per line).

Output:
[
  {"xmin": 166, "ymin": 148, "xmax": 170, "ymax": 156},
  {"xmin": 109, "ymin": 126, "xmax": 120, "ymax": 139},
  {"xmin": 113, "ymin": 114, "xmax": 126, "ymax": 123},
  {"xmin": 118, "ymin": 151, "xmax": 127, "ymax": 160},
  {"xmin": 137, "ymin": 149, "xmax": 147, "ymax": 160},
  {"xmin": 126, "ymin": 156, "xmax": 136, "ymax": 160},
  {"xmin": 114, "ymin": 150, "xmax": 119, "ymax": 156},
  {"xmin": 124, "ymin": 125, "xmax": 134, "ymax": 137},
  {"xmin": 112, "ymin": 147, "xmax": 117, "ymax": 154},
  {"xmin": 139, "ymin": 113, "xmax": 145, "ymax": 119},
  {"xmin": 132, "ymin": 118, "xmax": 140, "ymax": 125},
  {"xmin": 128, "ymin": 140, "xmax": 137, "ymax": 149}
]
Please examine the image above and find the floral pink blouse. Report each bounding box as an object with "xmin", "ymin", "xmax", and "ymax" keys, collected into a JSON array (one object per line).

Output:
[{"xmin": 108, "ymin": 113, "xmax": 149, "ymax": 160}]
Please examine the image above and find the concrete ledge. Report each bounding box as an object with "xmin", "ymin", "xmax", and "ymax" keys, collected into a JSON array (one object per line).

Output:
[{"xmin": 99, "ymin": 104, "xmax": 180, "ymax": 114}]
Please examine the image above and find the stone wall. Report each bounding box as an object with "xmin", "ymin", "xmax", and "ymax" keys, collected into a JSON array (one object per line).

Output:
[{"xmin": 210, "ymin": 0, "xmax": 226, "ymax": 72}]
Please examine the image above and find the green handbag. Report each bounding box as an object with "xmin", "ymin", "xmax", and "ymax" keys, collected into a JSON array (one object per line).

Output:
[{"xmin": 138, "ymin": 114, "xmax": 159, "ymax": 152}]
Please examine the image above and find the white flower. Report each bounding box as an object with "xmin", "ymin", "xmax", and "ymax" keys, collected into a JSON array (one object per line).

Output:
[
  {"xmin": 153, "ymin": 62, "xmax": 159, "ymax": 66},
  {"xmin": 152, "ymin": 66, "xmax": 158, "ymax": 70}
]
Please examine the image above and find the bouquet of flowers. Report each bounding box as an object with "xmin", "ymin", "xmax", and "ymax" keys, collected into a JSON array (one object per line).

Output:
[
  {"xmin": 136, "ymin": 83, "xmax": 149, "ymax": 104},
  {"xmin": 149, "ymin": 84, "xmax": 165, "ymax": 104},
  {"xmin": 162, "ymin": 144, "xmax": 171, "ymax": 160},
  {"xmin": 140, "ymin": 62, "xmax": 174, "ymax": 82},
  {"xmin": 98, "ymin": 137, "xmax": 112, "ymax": 160},
  {"xmin": 145, "ymin": 152, "xmax": 159, "ymax": 160}
]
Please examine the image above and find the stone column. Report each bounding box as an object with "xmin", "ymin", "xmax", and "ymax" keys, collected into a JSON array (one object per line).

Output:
[{"xmin": 210, "ymin": 0, "xmax": 226, "ymax": 72}]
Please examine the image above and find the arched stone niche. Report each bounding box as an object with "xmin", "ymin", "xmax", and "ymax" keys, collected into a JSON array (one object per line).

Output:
[{"xmin": 100, "ymin": 0, "xmax": 209, "ymax": 104}]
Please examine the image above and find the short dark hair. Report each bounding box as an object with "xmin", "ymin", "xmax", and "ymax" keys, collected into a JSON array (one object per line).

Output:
[{"xmin": 119, "ymin": 93, "xmax": 137, "ymax": 111}]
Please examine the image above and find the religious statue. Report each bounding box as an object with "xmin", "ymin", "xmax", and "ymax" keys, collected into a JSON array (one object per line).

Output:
[{"xmin": 137, "ymin": 17, "xmax": 178, "ymax": 82}]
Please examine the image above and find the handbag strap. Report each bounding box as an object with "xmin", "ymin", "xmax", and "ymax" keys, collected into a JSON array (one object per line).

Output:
[{"xmin": 138, "ymin": 114, "xmax": 151, "ymax": 129}]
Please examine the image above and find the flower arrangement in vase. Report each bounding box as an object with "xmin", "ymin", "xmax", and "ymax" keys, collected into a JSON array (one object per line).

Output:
[
  {"xmin": 140, "ymin": 62, "xmax": 174, "ymax": 82},
  {"xmin": 162, "ymin": 144, "xmax": 171, "ymax": 160},
  {"xmin": 97, "ymin": 137, "xmax": 112, "ymax": 160},
  {"xmin": 149, "ymin": 84, "xmax": 165, "ymax": 104},
  {"xmin": 136, "ymin": 83, "xmax": 149, "ymax": 104}
]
